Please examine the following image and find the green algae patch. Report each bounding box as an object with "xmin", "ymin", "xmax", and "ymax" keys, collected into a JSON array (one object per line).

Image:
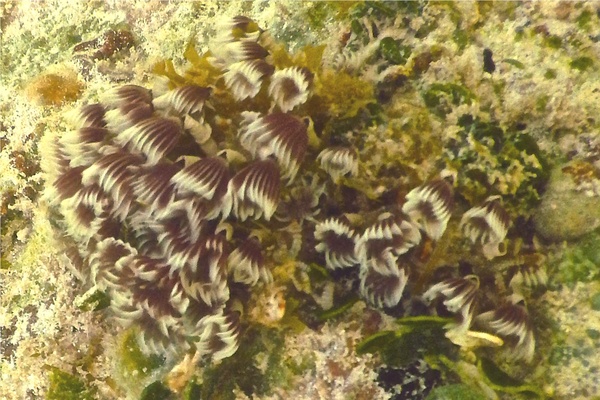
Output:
[
  {"xmin": 426, "ymin": 384, "xmax": 486, "ymax": 400},
  {"xmin": 302, "ymin": 1, "xmax": 357, "ymax": 31},
  {"xmin": 570, "ymin": 56, "xmax": 594, "ymax": 72},
  {"xmin": 576, "ymin": 9, "xmax": 593, "ymax": 30},
  {"xmin": 140, "ymin": 381, "xmax": 174, "ymax": 400},
  {"xmin": 544, "ymin": 69, "xmax": 557, "ymax": 79},
  {"xmin": 550, "ymin": 232, "xmax": 600, "ymax": 286},
  {"xmin": 591, "ymin": 292, "xmax": 600, "ymax": 311},
  {"xmin": 446, "ymin": 115, "xmax": 548, "ymax": 215},
  {"xmin": 200, "ymin": 327, "xmax": 291, "ymax": 399},
  {"xmin": 379, "ymin": 37, "xmax": 412, "ymax": 65},
  {"xmin": 422, "ymin": 83, "xmax": 474, "ymax": 118},
  {"xmin": 46, "ymin": 367, "xmax": 95, "ymax": 400},
  {"xmin": 543, "ymin": 35, "xmax": 562, "ymax": 49},
  {"xmin": 76, "ymin": 290, "xmax": 110, "ymax": 312},
  {"xmin": 357, "ymin": 316, "xmax": 455, "ymax": 367},
  {"xmin": 117, "ymin": 329, "xmax": 164, "ymax": 380}
]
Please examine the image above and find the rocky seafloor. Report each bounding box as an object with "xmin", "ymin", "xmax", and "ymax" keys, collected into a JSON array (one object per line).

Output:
[{"xmin": 2, "ymin": 1, "xmax": 600, "ymax": 399}]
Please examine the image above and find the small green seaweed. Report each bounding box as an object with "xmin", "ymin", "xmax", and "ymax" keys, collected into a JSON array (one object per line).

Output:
[
  {"xmin": 453, "ymin": 28, "xmax": 470, "ymax": 51},
  {"xmin": 46, "ymin": 367, "xmax": 94, "ymax": 400},
  {"xmin": 379, "ymin": 37, "xmax": 412, "ymax": 65},
  {"xmin": 313, "ymin": 69, "xmax": 376, "ymax": 119},
  {"xmin": 317, "ymin": 296, "xmax": 359, "ymax": 321},
  {"xmin": 548, "ymin": 345, "xmax": 573, "ymax": 366},
  {"xmin": 586, "ymin": 329, "xmax": 600, "ymax": 340},
  {"xmin": 181, "ymin": 380, "xmax": 202, "ymax": 400},
  {"xmin": 422, "ymin": 83, "xmax": 474, "ymax": 118},
  {"xmin": 426, "ymin": 383, "xmax": 486, "ymax": 400},
  {"xmin": 478, "ymin": 357, "xmax": 545, "ymax": 398},
  {"xmin": 351, "ymin": 1, "xmax": 398, "ymax": 19},
  {"xmin": 140, "ymin": 381, "xmax": 174, "ymax": 400},
  {"xmin": 503, "ymin": 58, "xmax": 525, "ymax": 69},
  {"xmin": 76, "ymin": 290, "xmax": 110, "ymax": 312},
  {"xmin": 357, "ymin": 316, "xmax": 455, "ymax": 367},
  {"xmin": 395, "ymin": 315, "xmax": 454, "ymax": 328}
]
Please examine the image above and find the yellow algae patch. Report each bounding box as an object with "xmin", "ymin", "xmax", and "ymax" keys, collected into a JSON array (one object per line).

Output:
[{"xmin": 25, "ymin": 67, "xmax": 83, "ymax": 106}]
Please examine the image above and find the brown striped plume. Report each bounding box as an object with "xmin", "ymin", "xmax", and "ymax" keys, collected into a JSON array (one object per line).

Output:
[
  {"xmin": 89, "ymin": 237, "xmax": 137, "ymax": 290},
  {"xmin": 223, "ymin": 59, "xmax": 274, "ymax": 101},
  {"xmin": 105, "ymin": 101, "xmax": 154, "ymax": 132},
  {"xmin": 59, "ymin": 127, "xmax": 110, "ymax": 168},
  {"xmin": 475, "ymin": 294, "xmax": 535, "ymax": 361},
  {"xmin": 231, "ymin": 40, "xmax": 269, "ymax": 62},
  {"xmin": 317, "ymin": 146, "xmax": 358, "ymax": 182},
  {"xmin": 115, "ymin": 117, "xmax": 182, "ymax": 164},
  {"xmin": 74, "ymin": 183, "xmax": 114, "ymax": 217},
  {"xmin": 402, "ymin": 178, "xmax": 454, "ymax": 241},
  {"xmin": 52, "ymin": 166, "xmax": 85, "ymax": 201},
  {"xmin": 359, "ymin": 266, "xmax": 408, "ymax": 309},
  {"xmin": 423, "ymin": 275, "xmax": 479, "ymax": 325},
  {"xmin": 129, "ymin": 255, "xmax": 184, "ymax": 319},
  {"xmin": 460, "ymin": 195, "xmax": 510, "ymax": 260},
  {"xmin": 268, "ymin": 66, "xmax": 313, "ymax": 112},
  {"xmin": 171, "ymin": 156, "xmax": 232, "ymax": 222},
  {"xmin": 226, "ymin": 158, "xmax": 281, "ymax": 221},
  {"xmin": 355, "ymin": 213, "xmax": 421, "ymax": 275},
  {"xmin": 101, "ymin": 84, "xmax": 153, "ymax": 109},
  {"xmin": 133, "ymin": 312, "xmax": 189, "ymax": 355},
  {"xmin": 131, "ymin": 162, "xmax": 181, "ymax": 215},
  {"xmin": 239, "ymin": 112, "xmax": 308, "ymax": 181},
  {"xmin": 81, "ymin": 147, "xmax": 143, "ymax": 220},
  {"xmin": 194, "ymin": 311, "xmax": 241, "ymax": 360},
  {"xmin": 229, "ymin": 15, "xmax": 257, "ymax": 32},
  {"xmin": 314, "ymin": 217, "xmax": 359, "ymax": 270},
  {"xmin": 156, "ymin": 218, "xmax": 194, "ymax": 267},
  {"xmin": 153, "ymin": 85, "xmax": 212, "ymax": 116},
  {"xmin": 228, "ymin": 236, "xmax": 270, "ymax": 285},
  {"xmin": 180, "ymin": 235, "xmax": 229, "ymax": 307},
  {"xmin": 70, "ymin": 103, "xmax": 107, "ymax": 129},
  {"xmin": 171, "ymin": 157, "xmax": 230, "ymax": 202}
]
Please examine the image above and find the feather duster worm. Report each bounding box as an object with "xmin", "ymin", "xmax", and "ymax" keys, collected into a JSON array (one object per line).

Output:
[
  {"xmin": 314, "ymin": 217, "xmax": 360, "ymax": 270},
  {"xmin": 228, "ymin": 236, "xmax": 271, "ymax": 285},
  {"xmin": 460, "ymin": 195, "xmax": 510, "ymax": 260},
  {"xmin": 226, "ymin": 158, "xmax": 281, "ymax": 221},
  {"xmin": 46, "ymin": 15, "xmax": 534, "ymax": 368},
  {"xmin": 422, "ymin": 275, "xmax": 479, "ymax": 327},
  {"xmin": 402, "ymin": 177, "xmax": 454, "ymax": 241},
  {"xmin": 317, "ymin": 146, "xmax": 358, "ymax": 183},
  {"xmin": 475, "ymin": 294, "xmax": 535, "ymax": 362},
  {"xmin": 238, "ymin": 112, "xmax": 308, "ymax": 181},
  {"xmin": 223, "ymin": 60, "xmax": 274, "ymax": 101},
  {"xmin": 355, "ymin": 213, "xmax": 421, "ymax": 275},
  {"xmin": 268, "ymin": 66, "xmax": 313, "ymax": 112},
  {"xmin": 359, "ymin": 265, "xmax": 408, "ymax": 309},
  {"xmin": 153, "ymin": 85, "xmax": 212, "ymax": 117}
]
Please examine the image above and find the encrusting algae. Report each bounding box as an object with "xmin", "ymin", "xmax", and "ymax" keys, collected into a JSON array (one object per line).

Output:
[{"xmin": 4, "ymin": 2, "xmax": 600, "ymax": 399}]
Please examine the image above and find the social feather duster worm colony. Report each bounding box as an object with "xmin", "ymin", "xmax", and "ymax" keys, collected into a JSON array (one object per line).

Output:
[{"xmin": 45, "ymin": 15, "xmax": 538, "ymax": 365}]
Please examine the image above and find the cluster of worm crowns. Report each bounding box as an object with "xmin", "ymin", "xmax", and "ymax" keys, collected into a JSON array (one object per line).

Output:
[{"xmin": 44, "ymin": 16, "xmax": 541, "ymax": 363}]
